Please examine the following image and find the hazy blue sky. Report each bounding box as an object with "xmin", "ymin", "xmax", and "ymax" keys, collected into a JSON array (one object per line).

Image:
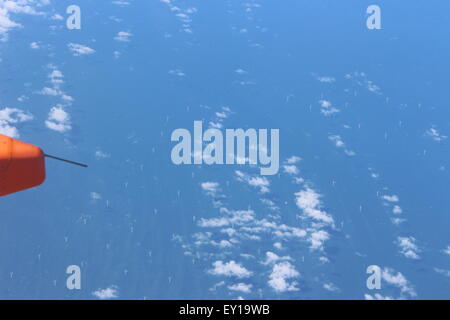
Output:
[{"xmin": 0, "ymin": 0, "xmax": 449, "ymax": 299}]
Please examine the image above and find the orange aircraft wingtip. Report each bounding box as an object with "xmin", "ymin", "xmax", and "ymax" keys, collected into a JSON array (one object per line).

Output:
[{"xmin": 0, "ymin": 134, "xmax": 46, "ymax": 197}]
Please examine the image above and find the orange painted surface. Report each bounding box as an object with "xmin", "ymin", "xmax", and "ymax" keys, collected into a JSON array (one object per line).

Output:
[{"xmin": 0, "ymin": 134, "xmax": 46, "ymax": 197}]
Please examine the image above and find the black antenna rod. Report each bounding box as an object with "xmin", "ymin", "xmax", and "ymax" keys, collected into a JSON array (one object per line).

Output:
[{"xmin": 44, "ymin": 154, "xmax": 88, "ymax": 168}]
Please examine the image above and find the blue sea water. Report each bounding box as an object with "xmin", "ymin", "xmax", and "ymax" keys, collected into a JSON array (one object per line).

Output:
[{"xmin": 0, "ymin": 0, "xmax": 449, "ymax": 299}]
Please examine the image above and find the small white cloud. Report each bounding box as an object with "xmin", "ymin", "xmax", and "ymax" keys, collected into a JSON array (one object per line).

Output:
[
  {"xmin": 295, "ymin": 188, "xmax": 334, "ymax": 225},
  {"xmin": 382, "ymin": 267, "xmax": 416, "ymax": 298},
  {"xmin": 367, "ymin": 81, "xmax": 381, "ymax": 94},
  {"xmin": 273, "ymin": 242, "xmax": 283, "ymax": 249},
  {"xmin": 51, "ymin": 13, "xmax": 64, "ymax": 20},
  {"xmin": 92, "ymin": 286, "xmax": 118, "ymax": 299},
  {"xmin": 198, "ymin": 217, "xmax": 229, "ymax": 228},
  {"xmin": 309, "ymin": 230, "xmax": 330, "ymax": 251},
  {"xmin": 209, "ymin": 260, "xmax": 252, "ymax": 278},
  {"xmin": 268, "ymin": 261, "xmax": 300, "ymax": 292},
  {"xmin": 68, "ymin": 43, "xmax": 95, "ymax": 56},
  {"xmin": 262, "ymin": 251, "xmax": 292, "ymax": 265},
  {"xmin": 392, "ymin": 205, "xmax": 402, "ymax": 214},
  {"xmin": 426, "ymin": 127, "xmax": 447, "ymax": 142},
  {"xmin": 328, "ymin": 135, "xmax": 355, "ymax": 155},
  {"xmin": 434, "ymin": 268, "xmax": 450, "ymax": 278},
  {"xmin": 396, "ymin": 237, "xmax": 420, "ymax": 260},
  {"xmin": 0, "ymin": 107, "xmax": 33, "ymax": 138},
  {"xmin": 169, "ymin": 69, "xmax": 186, "ymax": 76},
  {"xmin": 319, "ymin": 100, "xmax": 332, "ymax": 108},
  {"xmin": 364, "ymin": 293, "xmax": 393, "ymax": 300},
  {"xmin": 283, "ymin": 165, "xmax": 299, "ymax": 175},
  {"xmin": 383, "ymin": 195, "xmax": 399, "ymax": 203},
  {"xmin": 95, "ymin": 150, "xmax": 110, "ymax": 159},
  {"xmin": 391, "ymin": 217, "xmax": 405, "ymax": 225},
  {"xmin": 0, "ymin": 0, "xmax": 48, "ymax": 41},
  {"xmin": 328, "ymin": 135, "xmax": 345, "ymax": 148},
  {"xmin": 30, "ymin": 41, "xmax": 40, "ymax": 49},
  {"xmin": 323, "ymin": 282, "xmax": 339, "ymax": 292},
  {"xmin": 215, "ymin": 111, "xmax": 228, "ymax": 119},
  {"xmin": 209, "ymin": 121, "xmax": 222, "ymax": 129},
  {"xmin": 112, "ymin": 1, "xmax": 130, "ymax": 5},
  {"xmin": 45, "ymin": 106, "xmax": 71, "ymax": 133},
  {"xmin": 39, "ymin": 87, "xmax": 60, "ymax": 96},
  {"xmin": 235, "ymin": 170, "xmax": 270, "ymax": 193},
  {"xmin": 114, "ymin": 31, "xmax": 132, "ymax": 42},
  {"xmin": 201, "ymin": 181, "xmax": 220, "ymax": 196},
  {"xmin": 443, "ymin": 246, "xmax": 450, "ymax": 255},
  {"xmin": 90, "ymin": 192, "xmax": 102, "ymax": 200},
  {"xmin": 286, "ymin": 156, "xmax": 301, "ymax": 164},
  {"xmin": 316, "ymin": 76, "xmax": 335, "ymax": 83},
  {"xmin": 235, "ymin": 68, "xmax": 247, "ymax": 74}
]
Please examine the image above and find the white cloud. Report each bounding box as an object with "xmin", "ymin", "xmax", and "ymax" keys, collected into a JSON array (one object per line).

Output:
[
  {"xmin": 198, "ymin": 217, "xmax": 229, "ymax": 228},
  {"xmin": 209, "ymin": 121, "xmax": 222, "ymax": 129},
  {"xmin": 0, "ymin": 0, "xmax": 48, "ymax": 41},
  {"xmin": 112, "ymin": 1, "xmax": 130, "ymax": 6},
  {"xmin": 443, "ymin": 246, "xmax": 450, "ymax": 255},
  {"xmin": 286, "ymin": 156, "xmax": 301, "ymax": 164},
  {"xmin": 268, "ymin": 261, "xmax": 299, "ymax": 292},
  {"xmin": 309, "ymin": 230, "xmax": 330, "ymax": 251},
  {"xmin": 49, "ymin": 69, "xmax": 63, "ymax": 79},
  {"xmin": 392, "ymin": 205, "xmax": 402, "ymax": 214},
  {"xmin": 260, "ymin": 198, "xmax": 279, "ymax": 211},
  {"xmin": 283, "ymin": 165, "xmax": 299, "ymax": 175},
  {"xmin": 68, "ymin": 43, "xmax": 95, "ymax": 56},
  {"xmin": 272, "ymin": 223, "xmax": 306, "ymax": 239},
  {"xmin": 364, "ymin": 293, "xmax": 393, "ymax": 300},
  {"xmin": 95, "ymin": 150, "xmax": 110, "ymax": 159},
  {"xmin": 45, "ymin": 106, "xmax": 71, "ymax": 133},
  {"xmin": 235, "ymin": 170, "xmax": 270, "ymax": 193},
  {"xmin": 114, "ymin": 31, "xmax": 132, "ymax": 42},
  {"xmin": 323, "ymin": 282, "xmax": 339, "ymax": 292},
  {"xmin": 51, "ymin": 13, "xmax": 63, "ymax": 20},
  {"xmin": 199, "ymin": 208, "xmax": 256, "ymax": 229},
  {"xmin": 328, "ymin": 135, "xmax": 345, "ymax": 148},
  {"xmin": 235, "ymin": 68, "xmax": 247, "ymax": 74},
  {"xmin": 391, "ymin": 217, "xmax": 405, "ymax": 225},
  {"xmin": 209, "ymin": 281, "xmax": 225, "ymax": 291},
  {"xmin": 30, "ymin": 41, "xmax": 40, "ymax": 49},
  {"xmin": 426, "ymin": 127, "xmax": 447, "ymax": 142},
  {"xmin": 382, "ymin": 267, "xmax": 416, "ymax": 298},
  {"xmin": 434, "ymin": 268, "xmax": 450, "ymax": 278},
  {"xmin": 383, "ymin": 194, "xmax": 399, "ymax": 203},
  {"xmin": 345, "ymin": 72, "xmax": 382, "ymax": 94},
  {"xmin": 169, "ymin": 69, "xmax": 186, "ymax": 77},
  {"xmin": 316, "ymin": 76, "xmax": 335, "ymax": 83},
  {"xmin": 328, "ymin": 135, "xmax": 355, "ymax": 155},
  {"xmin": 92, "ymin": 286, "xmax": 118, "ymax": 299},
  {"xmin": 295, "ymin": 188, "xmax": 334, "ymax": 225},
  {"xmin": 319, "ymin": 100, "xmax": 332, "ymax": 108},
  {"xmin": 273, "ymin": 242, "xmax": 282, "ymax": 249},
  {"xmin": 201, "ymin": 181, "xmax": 220, "ymax": 196},
  {"xmin": 0, "ymin": 107, "xmax": 33, "ymax": 138},
  {"xmin": 90, "ymin": 192, "xmax": 102, "ymax": 200},
  {"xmin": 215, "ymin": 111, "xmax": 228, "ymax": 119},
  {"xmin": 39, "ymin": 87, "xmax": 59, "ymax": 96},
  {"xmin": 396, "ymin": 237, "xmax": 420, "ymax": 260},
  {"xmin": 366, "ymin": 81, "xmax": 380, "ymax": 94},
  {"xmin": 209, "ymin": 260, "xmax": 252, "ymax": 278},
  {"xmin": 262, "ymin": 251, "xmax": 292, "ymax": 265}
]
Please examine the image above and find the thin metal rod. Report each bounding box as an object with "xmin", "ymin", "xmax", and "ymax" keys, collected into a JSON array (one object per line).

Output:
[{"xmin": 44, "ymin": 154, "xmax": 88, "ymax": 168}]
